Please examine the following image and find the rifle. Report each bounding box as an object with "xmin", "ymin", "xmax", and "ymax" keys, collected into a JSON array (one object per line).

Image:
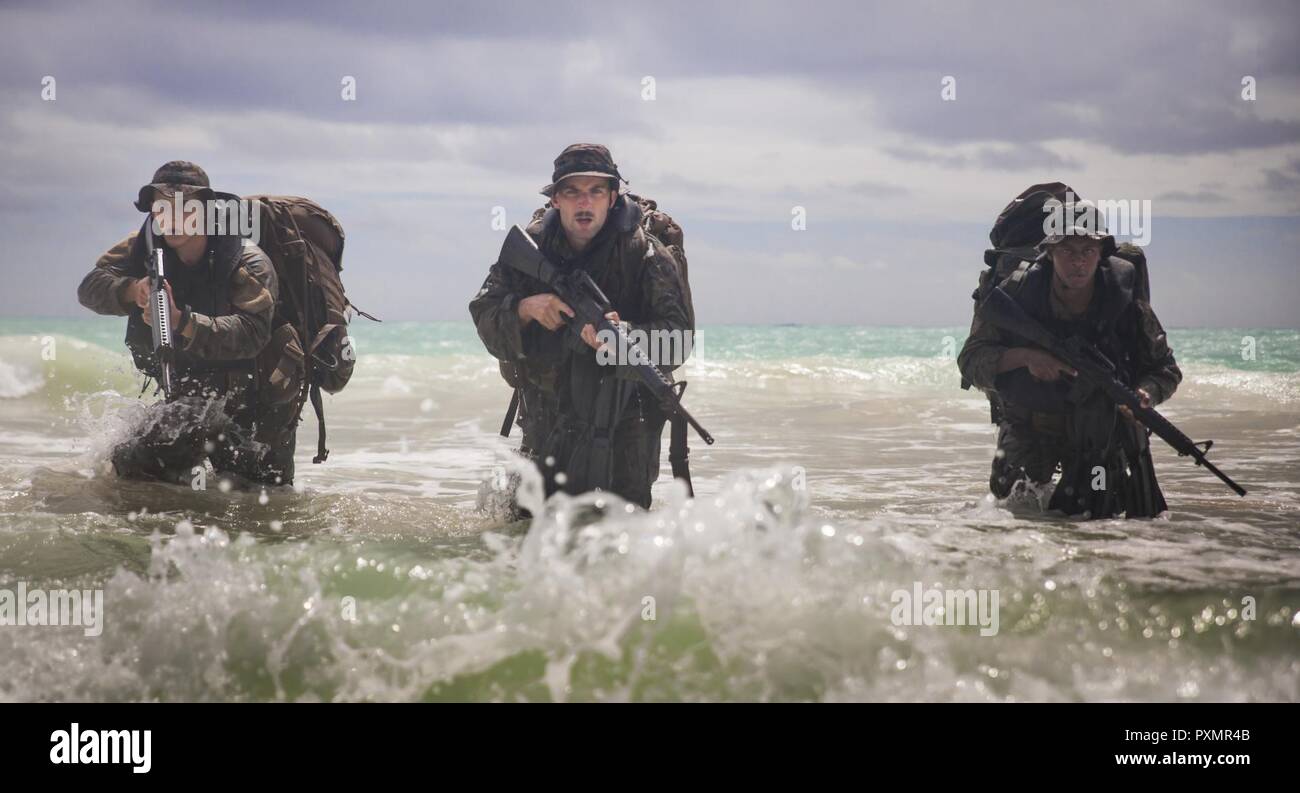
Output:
[
  {"xmin": 498, "ymin": 224, "xmax": 714, "ymax": 447},
  {"xmin": 978, "ymin": 286, "xmax": 1246, "ymax": 496},
  {"xmin": 145, "ymin": 226, "xmax": 176, "ymax": 397}
]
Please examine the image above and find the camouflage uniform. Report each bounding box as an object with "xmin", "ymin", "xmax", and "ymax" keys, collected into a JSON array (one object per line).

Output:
[
  {"xmin": 78, "ymin": 162, "xmax": 296, "ymax": 486},
  {"xmin": 958, "ymin": 241, "xmax": 1181, "ymax": 518},
  {"xmin": 469, "ymin": 145, "xmax": 693, "ymax": 509}
]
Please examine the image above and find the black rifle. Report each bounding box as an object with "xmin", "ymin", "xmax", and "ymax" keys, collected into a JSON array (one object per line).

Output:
[
  {"xmin": 978, "ymin": 286, "xmax": 1246, "ymax": 496},
  {"xmin": 145, "ymin": 226, "xmax": 176, "ymax": 397},
  {"xmin": 498, "ymin": 224, "xmax": 714, "ymax": 447}
]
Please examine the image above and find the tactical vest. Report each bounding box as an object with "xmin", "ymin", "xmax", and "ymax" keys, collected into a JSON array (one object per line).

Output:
[
  {"xmin": 124, "ymin": 220, "xmax": 253, "ymax": 397},
  {"xmin": 995, "ymin": 256, "xmax": 1140, "ymax": 416},
  {"xmin": 541, "ymin": 205, "xmax": 640, "ymax": 493},
  {"xmin": 501, "ymin": 199, "xmax": 684, "ymax": 498}
]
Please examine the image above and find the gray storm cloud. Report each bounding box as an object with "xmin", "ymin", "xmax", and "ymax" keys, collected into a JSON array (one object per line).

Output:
[{"xmin": 1, "ymin": 0, "xmax": 1297, "ymax": 325}]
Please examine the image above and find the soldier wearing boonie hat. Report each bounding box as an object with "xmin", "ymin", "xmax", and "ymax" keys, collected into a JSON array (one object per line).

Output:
[
  {"xmin": 470, "ymin": 142, "xmax": 694, "ymax": 510},
  {"xmin": 959, "ymin": 198, "xmax": 1182, "ymax": 519},
  {"xmin": 77, "ymin": 161, "xmax": 293, "ymax": 488}
]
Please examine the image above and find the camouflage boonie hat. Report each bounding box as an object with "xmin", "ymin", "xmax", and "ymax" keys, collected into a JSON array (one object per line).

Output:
[
  {"xmin": 1039, "ymin": 226, "xmax": 1117, "ymax": 256},
  {"xmin": 135, "ymin": 160, "xmax": 214, "ymax": 211},
  {"xmin": 1037, "ymin": 199, "xmax": 1115, "ymax": 253},
  {"xmin": 540, "ymin": 143, "xmax": 625, "ymax": 197}
]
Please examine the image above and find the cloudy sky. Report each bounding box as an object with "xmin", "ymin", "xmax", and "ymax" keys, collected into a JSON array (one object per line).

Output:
[{"xmin": 2, "ymin": 0, "xmax": 1298, "ymax": 326}]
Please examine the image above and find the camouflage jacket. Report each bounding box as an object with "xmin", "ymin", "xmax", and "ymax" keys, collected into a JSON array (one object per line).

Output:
[
  {"xmin": 958, "ymin": 255, "xmax": 1182, "ymax": 407},
  {"xmin": 78, "ymin": 224, "xmax": 277, "ymax": 368},
  {"xmin": 469, "ymin": 199, "xmax": 692, "ymax": 431}
]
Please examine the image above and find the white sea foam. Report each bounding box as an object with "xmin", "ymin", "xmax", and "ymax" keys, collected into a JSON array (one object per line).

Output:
[
  {"xmin": 1, "ymin": 325, "xmax": 1297, "ymax": 702},
  {"xmin": 0, "ymin": 359, "xmax": 43, "ymax": 398}
]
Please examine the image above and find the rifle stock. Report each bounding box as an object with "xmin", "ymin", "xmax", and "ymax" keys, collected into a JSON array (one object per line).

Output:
[{"xmin": 978, "ymin": 287, "xmax": 1246, "ymax": 497}]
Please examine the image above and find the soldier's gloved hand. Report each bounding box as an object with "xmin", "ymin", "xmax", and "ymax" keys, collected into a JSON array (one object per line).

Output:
[
  {"xmin": 518, "ymin": 293, "xmax": 575, "ymax": 331},
  {"xmin": 1117, "ymin": 388, "xmax": 1152, "ymax": 424},
  {"xmin": 581, "ymin": 311, "xmax": 619, "ymax": 351}
]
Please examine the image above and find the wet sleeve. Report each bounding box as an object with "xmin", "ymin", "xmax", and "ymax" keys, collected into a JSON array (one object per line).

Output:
[
  {"xmin": 469, "ymin": 260, "xmax": 529, "ymax": 362},
  {"xmin": 620, "ymin": 239, "xmax": 693, "ymax": 376},
  {"xmin": 77, "ymin": 234, "xmax": 141, "ymax": 316},
  {"xmin": 958, "ymin": 313, "xmax": 1010, "ymax": 391},
  {"xmin": 1133, "ymin": 299, "xmax": 1182, "ymax": 406}
]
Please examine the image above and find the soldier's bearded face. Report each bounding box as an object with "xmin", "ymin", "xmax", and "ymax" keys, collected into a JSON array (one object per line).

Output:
[
  {"xmin": 1050, "ymin": 239, "xmax": 1102, "ymax": 290},
  {"xmin": 151, "ymin": 189, "xmax": 206, "ymax": 249},
  {"xmin": 552, "ymin": 176, "xmax": 617, "ymax": 248}
]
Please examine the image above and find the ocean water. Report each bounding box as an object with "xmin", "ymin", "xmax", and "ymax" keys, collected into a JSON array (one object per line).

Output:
[{"xmin": 0, "ymin": 317, "xmax": 1297, "ymax": 702}]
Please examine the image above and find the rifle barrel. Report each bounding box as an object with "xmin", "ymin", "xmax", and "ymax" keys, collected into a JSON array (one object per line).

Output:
[{"xmin": 978, "ymin": 287, "xmax": 1246, "ymax": 497}]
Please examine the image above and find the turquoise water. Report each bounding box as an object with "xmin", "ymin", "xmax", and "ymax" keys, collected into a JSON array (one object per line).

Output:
[
  {"xmin": 0, "ymin": 317, "xmax": 1297, "ymax": 702},
  {"xmin": 6, "ymin": 316, "xmax": 1296, "ymax": 369}
]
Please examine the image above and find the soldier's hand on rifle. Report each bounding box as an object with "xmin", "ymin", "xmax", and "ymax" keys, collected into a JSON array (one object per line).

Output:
[
  {"xmin": 1117, "ymin": 388, "xmax": 1152, "ymax": 423},
  {"xmin": 581, "ymin": 311, "xmax": 619, "ymax": 351},
  {"xmin": 142, "ymin": 281, "xmax": 181, "ymax": 328},
  {"xmin": 518, "ymin": 293, "xmax": 575, "ymax": 331},
  {"xmin": 1023, "ymin": 348, "xmax": 1076, "ymax": 382},
  {"xmin": 128, "ymin": 277, "xmax": 151, "ymax": 309}
]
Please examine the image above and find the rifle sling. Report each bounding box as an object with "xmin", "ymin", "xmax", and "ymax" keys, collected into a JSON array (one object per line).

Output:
[
  {"xmin": 310, "ymin": 383, "xmax": 328, "ymax": 464},
  {"xmin": 500, "ymin": 388, "xmax": 520, "ymax": 438},
  {"xmin": 669, "ymin": 413, "xmax": 693, "ymax": 498}
]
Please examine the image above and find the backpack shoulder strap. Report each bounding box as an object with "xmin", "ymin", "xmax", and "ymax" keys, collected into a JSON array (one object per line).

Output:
[{"xmin": 1002, "ymin": 259, "xmax": 1034, "ymax": 295}]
